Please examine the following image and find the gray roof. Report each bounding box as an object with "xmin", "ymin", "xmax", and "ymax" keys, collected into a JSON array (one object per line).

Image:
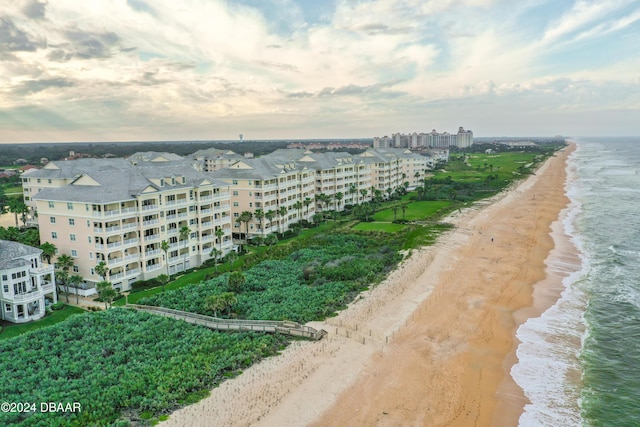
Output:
[
  {"xmin": 127, "ymin": 152, "xmax": 183, "ymax": 162},
  {"xmin": 22, "ymin": 158, "xmax": 131, "ymax": 180},
  {"xmin": 33, "ymin": 158, "xmax": 226, "ymax": 204},
  {"xmin": 0, "ymin": 240, "xmax": 41, "ymax": 270}
]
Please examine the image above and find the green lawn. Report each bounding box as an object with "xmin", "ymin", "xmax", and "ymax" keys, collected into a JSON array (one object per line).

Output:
[
  {"xmin": 352, "ymin": 222, "xmax": 405, "ymax": 232},
  {"xmin": 3, "ymin": 186, "xmax": 23, "ymax": 194},
  {"xmin": 0, "ymin": 305, "xmax": 86, "ymax": 341},
  {"xmin": 373, "ymin": 200, "xmax": 451, "ymax": 222}
]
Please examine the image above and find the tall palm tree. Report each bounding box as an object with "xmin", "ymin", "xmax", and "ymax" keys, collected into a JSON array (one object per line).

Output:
[
  {"xmin": 55, "ymin": 254, "xmax": 74, "ymax": 303},
  {"xmin": 292, "ymin": 201, "xmax": 303, "ymax": 221},
  {"xmin": 179, "ymin": 226, "xmax": 191, "ymax": 271},
  {"xmin": 160, "ymin": 240, "xmax": 170, "ymax": 277},
  {"xmin": 68, "ymin": 274, "xmax": 83, "ymax": 304},
  {"xmin": 236, "ymin": 211, "xmax": 253, "ymax": 251},
  {"xmin": 303, "ymin": 197, "xmax": 312, "ymax": 218},
  {"xmin": 359, "ymin": 188, "xmax": 367, "ymax": 204},
  {"xmin": 254, "ymin": 208, "xmax": 265, "ymax": 236},
  {"xmin": 335, "ymin": 192, "xmax": 344, "ymax": 212},
  {"xmin": 215, "ymin": 227, "xmax": 224, "ymax": 255},
  {"xmin": 209, "ymin": 247, "xmax": 221, "ymax": 272},
  {"xmin": 227, "ymin": 251, "xmax": 238, "ymax": 272},
  {"xmin": 278, "ymin": 206, "xmax": 287, "ymax": 236},
  {"xmin": 95, "ymin": 260, "xmax": 108, "ymax": 281},
  {"xmin": 348, "ymin": 184, "xmax": 358, "ymax": 205},
  {"xmin": 265, "ymin": 210, "xmax": 276, "ymax": 234},
  {"xmin": 401, "ymin": 204, "xmax": 408, "ymax": 220},
  {"xmin": 39, "ymin": 242, "xmax": 57, "ymax": 264}
]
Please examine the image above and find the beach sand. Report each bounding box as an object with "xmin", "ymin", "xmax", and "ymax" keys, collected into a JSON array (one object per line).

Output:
[{"xmin": 159, "ymin": 145, "xmax": 574, "ymax": 427}]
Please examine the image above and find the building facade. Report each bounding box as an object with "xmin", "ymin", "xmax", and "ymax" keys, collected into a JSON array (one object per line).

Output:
[
  {"xmin": 373, "ymin": 127, "xmax": 473, "ymax": 149},
  {"xmin": 1, "ymin": 240, "xmax": 56, "ymax": 323}
]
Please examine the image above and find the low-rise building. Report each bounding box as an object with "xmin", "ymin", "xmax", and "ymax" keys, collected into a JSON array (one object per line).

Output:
[{"xmin": 0, "ymin": 240, "xmax": 56, "ymax": 323}]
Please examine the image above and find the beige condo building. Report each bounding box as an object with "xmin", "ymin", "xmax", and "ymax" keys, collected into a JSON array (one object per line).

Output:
[{"xmin": 28, "ymin": 155, "xmax": 233, "ymax": 294}]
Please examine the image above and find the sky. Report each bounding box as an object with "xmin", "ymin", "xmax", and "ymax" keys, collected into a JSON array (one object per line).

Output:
[{"xmin": 1, "ymin": 0, "xmax": 639, "ymax": 143}]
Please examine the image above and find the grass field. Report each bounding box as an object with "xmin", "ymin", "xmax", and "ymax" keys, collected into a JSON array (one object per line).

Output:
[
  {"xmin": 373, "ymin": 200, "xmax": 451, "ymax": 222},
  {"xmin": 0, "ymin": 305, "xmax": 86, "ymax": 341},
  {"xmin": 352, "ymin": 222, "xmax": 405, "ymax": 232}
]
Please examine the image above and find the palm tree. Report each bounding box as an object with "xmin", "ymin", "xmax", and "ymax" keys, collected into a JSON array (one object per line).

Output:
[
  {"xmin": 401, "ymin": 204, "xmax": 408, "ymax": 220},
  {"xmin": 393, "ymin": 206, "xmax": 399, "ymax": 220},
  {"xmin": 254, "ymin": 208, "xmax": 265, "ymax": 236},
  {"xmin": 348, "ymin": 184, "xmax": 358, "ymax": 205},
  {"xmin": 68, "ymin": 274, "xmax": 83, "ymax": 304},
  {"xmin": 303, "ymin": 197, "xmax": 312, "ymax": 218},
  {"xmin": 236, "ymin": 211, "xmax": 253, "ymax": 251},
  {"xmin": 386, "ymin": 187, "xmax": 393, "ymax": 200},
  {"xmin": 96, "ymin": 280, "xmax": 116, "ymax": 309},
  {"xmin": 265, "ymin": 210, "xmax": 276, "ymax": 234},
  {"xmin": 335, "ymin": 192, "xmax": 344, "ymax": 211},
  {"xmin": 209, "ymin": 247, "xmax": 221, "ymax": 272},
  {"xmin": 56, "ymin": 254, "xmax": 74, "ymax": 303},
  {"xmin": 227, "ymin": 251, "xmax": 238, "ymax": 272},
  {"xmin": 7, "ymin": 198, "xmax": 26, "ymax": 228},
  {"xmin": 278, "ymin": 206, "xmax": 287, "ymax": 236},
  {"xmin": 157, "ymin": 273, "xmax": 169, "ymax": 292},
  {"xmin": 39, "ymin": 242, "xmax": 57, "ymax": 264},
  {"xmin": 293, "ymin": 201, "xmax": 303, "ymax": 221},
  {"xmin": 215, "ymin": 227, "xmax": 225, "ymax": 255},
  {"xmin": 228, "ymin": 271, "xmax": 245, "ymax": 293},
  {"xmin": 265, "ymin": 233, "xmax": 278, "ymax": 252},
  {"xmin": 160, "ymin": 240, "xmax": 170, "ymax": 277},
  {"xmin": 359, "ymin": 188, "xmax": 367, "ymax": 204},
  {"xmin": 179, "ymin": 226, "xmax": 191, "ymax": 272}
]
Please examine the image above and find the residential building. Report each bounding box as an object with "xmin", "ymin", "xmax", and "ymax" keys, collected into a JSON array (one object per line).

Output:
[
  {"xmin": 0, "ymin": 240, "xmax": 56, "ymax": 323},
  {"xmin": 374, "ymin": 127, "xmax": 473, "ymax": 149},
  {"xmin": 31, "ymin": 157, "xmax": 233, "ymax": 293}
]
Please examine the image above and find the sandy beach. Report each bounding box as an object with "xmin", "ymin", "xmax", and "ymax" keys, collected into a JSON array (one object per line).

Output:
[{"xmin": 159, "ymin": 144, "xmax": 574, "ymax": 427}]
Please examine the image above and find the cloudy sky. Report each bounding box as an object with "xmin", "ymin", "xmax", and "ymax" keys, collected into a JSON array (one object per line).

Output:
[{"xmin": 1, "ymin": 0, "xmax": 639, "ymax": 142}]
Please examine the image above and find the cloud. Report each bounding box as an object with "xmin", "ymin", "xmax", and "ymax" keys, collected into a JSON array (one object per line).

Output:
[
  {"xmin": 0, "ymin": 17, "xmax": 43, "ymax": 52},
  {"xmin": 14, "ymin": 77, "xmax": 75, "ymax": 95},
  {"xmin": 23, "ymin": 0, "xmax": 46, "ymax": 20},
  {"xmin": 63, "ymin": 29, "xmax": 121, "ymax": 59}
]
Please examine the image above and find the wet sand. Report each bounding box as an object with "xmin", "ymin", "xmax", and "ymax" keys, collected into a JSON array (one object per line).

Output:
[{"xmin": 160, "ymin": 145, "xmax": 574, "ymax": 427}]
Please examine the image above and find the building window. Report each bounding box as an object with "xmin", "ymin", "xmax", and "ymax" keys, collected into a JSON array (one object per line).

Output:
[
  {"xmin": 89, "ymin": 252, "xmax": 94, "ymax": 259},
  {"xmin": 249, "ymin": 202, "xmax": 253, "ymax": 208},
  {"xmin": 49, "ymin": 217, "xmax": 56, "ymax": 224},
  {"xmin": 48, "ymin": 179, "xmax": 52, "ymax": 184},
  {"xmin": 5, "ymin": 304, "xmax": 11, "ymax": 312},
  {"xmin": 87, "ymin": 220, "xmax": 90, "ymax": 227},
  {"xmin": 3, "ymin": 285, "xmax": 8, "ymax": 293},
  {"xmin": 233, "ymin": 202, "xmax": 239, "ymax": 207},
  {"xmin": 67, "ymin": 202, "xmax": 73, "ymax": 210},
  {"xmin": 1, "ymin": 275, "xmax": 7, "ymax": 281},
  {"xmin": 73, "ymin": 266, "xmax": 79, "ymax": 273},
  {"xmin": 68, "ymin": 218, "xmax": 75, "ymax": 226},
  {"xmin": 37, "ymin": 179, "xmax": 41, "ymax": 183},
  {"xmin": 233, "ymin": 212, "xmax": 239, "ymax": 218},
  {"xmin": 71, "ymin": 249, "xmax": 78, "ymax": 257},
  {"xmin": 48, "ymin": 201, "xmax": 55, "ymax": 208},
  {"xmin": 90, "ymin": 268, "xmax": 95, "ymax": 276},
  {"xmin": 88, "ymin": 236, "xmax": 92, "ymax": 243},
  {"xmin": 51, "ymin": 232, "xmax": 57, "ymax": 239},
  {"xmin": 232, "ymin": 180, "xmax": 238, "ymax": 185},
  {"xmin": 70, "ymin": 234, "xmax": 76, "ymax": 242},
  {"xmin": 232, "ymin": 191, "xmax": 239, "ymax": 196}
]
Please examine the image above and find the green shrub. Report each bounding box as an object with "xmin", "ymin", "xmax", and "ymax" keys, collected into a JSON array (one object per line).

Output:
[{"xmin": 50, "ymin": 302, "xmax": 65, "ymax": 311}]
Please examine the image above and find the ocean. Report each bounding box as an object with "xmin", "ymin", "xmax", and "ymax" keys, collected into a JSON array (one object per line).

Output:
[{"xmin": 512, "ymin": 137, "xmax": 640, "ymax": 427}]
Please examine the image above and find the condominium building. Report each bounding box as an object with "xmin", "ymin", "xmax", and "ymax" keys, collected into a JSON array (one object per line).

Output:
[
  {"xmin": 30, "ymin": 157, "xmax": 233, "ymax": 293},
  {"xmin": 374, "ymin": 127, "xmax": 473, "ymax": 149},
  {"xmin": 1, "ymin": 240, "xmax": 56, "ymax": 323}
]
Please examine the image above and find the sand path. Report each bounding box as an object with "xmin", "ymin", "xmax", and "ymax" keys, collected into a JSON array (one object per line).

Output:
[{"xmin": 160, "ymin": 145, "xmax": 573, "ymax": 427}]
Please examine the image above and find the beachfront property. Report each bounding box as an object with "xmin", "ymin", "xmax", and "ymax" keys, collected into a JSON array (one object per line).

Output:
[
  {"xmin": 0, "ymin": 240, "xmax": 56, "ymax": 323},
  {"xmin": 21, "ymin": 147, "xmax": 448, "ymax": 294},
  {"xmin": 374, "ymin": 127, "xmax": 473, "ymax": 149},
  {"xmin": 25, "ymin": 154, "xmax": 233, "ymax": 294}
]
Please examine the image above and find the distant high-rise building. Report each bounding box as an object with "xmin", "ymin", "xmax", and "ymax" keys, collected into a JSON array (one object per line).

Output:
[{"xmin": 373, "ymin": 127, "xmax": 473, "ymax": 149}]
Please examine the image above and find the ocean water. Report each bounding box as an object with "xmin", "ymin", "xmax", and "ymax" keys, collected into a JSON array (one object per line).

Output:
[{"xmin": 512, "ymin": 137, "xmax": 640, "ymax": 427}]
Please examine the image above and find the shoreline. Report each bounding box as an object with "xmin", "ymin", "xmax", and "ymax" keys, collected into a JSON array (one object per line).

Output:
[{"xmin": 160, "ymin": 146, "xmax": 573, "ymax": 427}]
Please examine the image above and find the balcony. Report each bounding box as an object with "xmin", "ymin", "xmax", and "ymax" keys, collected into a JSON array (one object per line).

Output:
[
  {"xmin": 200, "ymin": 208, "xmax": 213, "ymax": 214},
  {"xmin": 199, "ymin": 195, "xmax": 213, "ymax": 202},
  {"xmin": 124, "ymin": 253, "xmax": 140, "ymax": 262},
  {"xmin": 143, "ymin": 219, "xmax": 159, "ymax": 227},
  {"xmin": 201, "ymin": 221, "xmax": 213, "ymax": 228},
  {"xmin": 126, "ymin": 268, "xmax": 141, "ymax": 276},
  {"xmin": 93, "ymin": 227, "xmax": 104, "ymax": 233},
  {"xmin": 144, "ymin": 234, "xmax": 161, "ymax": 242},
  {"xmin": 105, "ymin": 225, "xmax": 121, "ymax": 233},
  {"xmin": 122, "ymin": 222, "xmax": 138, "ymax": 231},
  {"xmin": 107, "ymin": 257, "xmax": 124, "ymax": 266},
  {"xmin": 146, "ymin": 264, "xmax": 162, "ymax": 272},
  {"xmin": 95, "ymin": 243, "xmax": 105, "ymax": 250},
  {"xmin": 145, "ymin": 249, "xmax": 161, "ymax": 257},
  {"xmin": 9, "ymin": 290, "xmax": 42, "ymax": 302},
  {"xmin": 110, "ymin": 272, "xmax": 124, "ymax": 281},
  {"xmin": 142, "ymin": 204, "xmax": 159, "ymax": 211},
  {"xmin": 41, "ymin": 283, "xmax": 55, "ymax": 293},
  {"xmin": 107, "ymin": 241, "xmax": 122, "ymax": 249},
  {"xmin": 30, "ymin": 265, "xmax": 54, "ymax": 275},
  {"xmin": 123, "ymin": 238, "xmax": 138, "ymax": 247}
]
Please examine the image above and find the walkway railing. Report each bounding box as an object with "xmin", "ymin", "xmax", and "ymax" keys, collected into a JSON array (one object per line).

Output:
[{"xmin": 126, "ymin": 304, "xmax": 326, "ymax": 340}]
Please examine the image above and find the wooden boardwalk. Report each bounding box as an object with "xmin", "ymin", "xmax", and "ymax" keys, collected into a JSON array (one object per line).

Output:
[{"xmin": 127, "ymin": 304, "xmax": 326, "ymax": 340}]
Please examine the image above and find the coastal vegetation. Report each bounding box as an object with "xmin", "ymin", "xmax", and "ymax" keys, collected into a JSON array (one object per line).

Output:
[{"xmin": 0, "ymin": 144, "xmax": 564, "ymax": 425}]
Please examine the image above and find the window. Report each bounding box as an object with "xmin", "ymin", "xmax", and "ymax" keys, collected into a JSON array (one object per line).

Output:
[
  {"xmin": 90, "ymin": 268, "xmax": 95, "ymax": 276},
  {"xmin": 233, "ymin": 212, "xmax": 239, "ymax": 218},
  {"xmin": 51, "ymin": 232, "xmax": 57, "ymax": 239},
  {"xmin": 89, "ymin": 252, "xmax": 94, "ymax": 259},
  {"xmin": 37, "ymin": 178, "xmax": 41, "ymax": 183},
  {"xmin": 48, "ymin": 179, "xmax": 52, "ymax": 184},
  {"xmin": 68, "ymin": 218, "xmax": 75, "ymax": 226},
  {"xmin": 249, "ymin": 202, "xmax": 253, "ymax": 208},
  {"xmin": 233, "ymin": 202, "xmax": 239, "ymax": 207},
  {"xmin": 86, "ymin": 220, "xmax": 90, "ymax": 227},
  {"xmin": 73, "ymin": 266, "xmax": 79, "ymax": 273},
  {"xmin": 3, "ymin": 285, "xmax": 8, "ymax": 293},
  {"xmin": 1, "ymin": 275, "xmax": 6, "ymax": 281},
  {"xmin": 87, "ymin": 236, "xmax": 92, "ymax": 243},
  {"xmin": 232, "ymin": 180, "xmax": 238, "ymax": 185},
  {"xmin": 232, "ymin": 191, "xmax": 239, "ymax": 196},
  {"xmin": 67, "ymin": 202, "xmax": 73, "ymax": 210},
  {"xmin": 49, "ymin": 216, "xmax": 56, "ymax": 224},
  {"xmin": 5, "ymin": 304, "xmax": 11, "ymax": 312},
  {"xmin": 70, "ymin": 234, "xmax": 76, "ymax": 242},
  {"xmin": 71, "ymin": 250, "xmax": 78, "ymax": 257}
]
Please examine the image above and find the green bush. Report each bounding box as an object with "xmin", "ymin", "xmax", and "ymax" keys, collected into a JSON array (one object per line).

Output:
[{"xmin": 50, "ymin": 302, "xmax": 64, "ymax": 311}]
